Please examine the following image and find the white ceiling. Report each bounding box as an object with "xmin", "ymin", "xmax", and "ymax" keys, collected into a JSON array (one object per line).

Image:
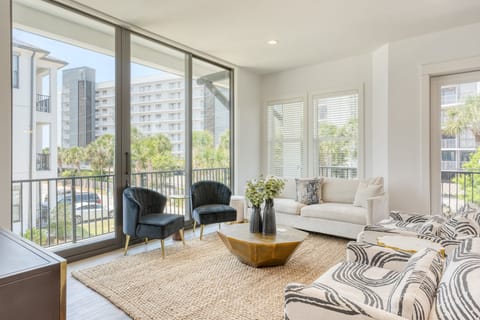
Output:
[{"xmin": 74, "ymin": 0, "xmax": 480, "ymax": 74}]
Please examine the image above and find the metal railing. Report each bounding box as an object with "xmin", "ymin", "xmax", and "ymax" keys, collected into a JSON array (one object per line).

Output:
[
  {"xmin": 36, "ymin": 153, "xmax": 50, "ymax": 171},
  {"xmin": 441, "ymin": 170, "xmax": 480, "ymax": 214},
  {"xmin": 36, "ymin": 94, "xmax": 50, "ymax": 113},
  {"xmin": 318, "ymin": 166, "xmax": 357, "ymax": 179},
  {"xmin": 12, "ymin": 167, "xmax": 230, "ymax": 248}
]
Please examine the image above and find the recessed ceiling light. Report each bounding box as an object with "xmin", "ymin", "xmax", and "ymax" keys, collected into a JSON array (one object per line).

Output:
[{"xmin": 267, "ymin": 40, "xmax": 279, "ymax": 45}]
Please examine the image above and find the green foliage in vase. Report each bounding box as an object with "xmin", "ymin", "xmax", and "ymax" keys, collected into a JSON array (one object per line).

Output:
[
  {"xmin": 245, "ymin": 178, "xmax": 265, "ymax": 208},
  {"xmin": 245, "ymin": 176, "xmax": 285, "ymax": 207},
  {"xmin": 263, "ymin": 176, "xmax": 285, "ymax": 200}
]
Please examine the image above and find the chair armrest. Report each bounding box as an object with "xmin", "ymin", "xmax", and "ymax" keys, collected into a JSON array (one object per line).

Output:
[
  {"xmin": 346, "ymin": 242, "xmax": 411, "ymax": 272},
  {"xmin": 366, "ymin": 194, "xmax": 389, "ymax": 225},
  {"xmin": 285, "ymin": 282, "xmax": 408, "ymax": 320}
]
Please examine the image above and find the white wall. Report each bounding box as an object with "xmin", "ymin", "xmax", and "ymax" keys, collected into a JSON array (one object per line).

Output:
[
  {"xmin": 371, "ymin": 44, "xmax": 389, "ymax": 186},
  {"xmin": 387, "ymin": 22, "xmax": 480, "ymax": 213},
  {"xmin": 234, "ymin": 68, "xmax": 262, "ymax": 194},
  {"xmin": 0, "ymin": 0, "xmax": 12, "ymax": 229},
  {"xmin": 261, "ymin": 53, "xmax": 373, "ymax": 177}
]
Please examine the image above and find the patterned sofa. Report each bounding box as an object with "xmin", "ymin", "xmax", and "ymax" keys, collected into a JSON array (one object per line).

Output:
[
  {"xmin": 357, "ymin": 209, "xmax": 480, "ymax": 255},
  {"xmin": 274, "ymin": 177, "xmax": 389, "ymax": 239},
  {"xmin": 285, "ymin": 239, "xmax": 480, "ymax": 320}
]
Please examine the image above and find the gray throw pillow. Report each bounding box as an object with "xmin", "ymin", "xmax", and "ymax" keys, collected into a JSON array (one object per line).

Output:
[{"xmin": 295, "ymin": 178, "xmax": 319, "ymax": 205}]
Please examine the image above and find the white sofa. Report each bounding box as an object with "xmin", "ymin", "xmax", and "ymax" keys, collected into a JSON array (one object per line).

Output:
[{"xmin": 274, "ymin": 177, "xmax": 389, "ymax": 239}]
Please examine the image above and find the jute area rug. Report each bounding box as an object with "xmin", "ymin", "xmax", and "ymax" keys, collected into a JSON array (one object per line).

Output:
[{"xmin": 72, "ymin": 232, "xmax": 348, "ymax": 320}]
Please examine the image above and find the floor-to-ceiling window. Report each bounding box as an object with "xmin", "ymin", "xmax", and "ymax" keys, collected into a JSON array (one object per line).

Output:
[
  {"xmin": 11, "ymin": 0, "xmax": 234, "ymax": 255},
  {"xmin": 12, "ymin": 0, "xmax": 117, "ymax": 251},
  {"xmin": 129, "ymin": 34, "xmax": 188, "ymax": 216},
  {"xmin": 191, "ymin": 58, "xmax": 232, "ymax": 187}
]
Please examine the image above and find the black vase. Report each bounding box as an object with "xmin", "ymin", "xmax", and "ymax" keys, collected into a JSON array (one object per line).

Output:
[
  {"xmin": 262, "ymin": 199, "xmax": 276, "ymax": 235},
  {"xmin": 249, "ymin": 206, "xmax": 262, "ymax": 233}
]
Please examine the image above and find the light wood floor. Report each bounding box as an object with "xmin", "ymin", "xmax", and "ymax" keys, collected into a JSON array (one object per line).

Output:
[{"xmin": 67, "ymin": 225, "xmax": 218, "ymax": 320}]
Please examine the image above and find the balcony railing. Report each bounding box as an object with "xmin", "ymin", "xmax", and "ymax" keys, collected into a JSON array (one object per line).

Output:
[
  {"xmin": 12, "ymin": 167, "xmax": 230, "ymax": 248},
  {"xmin": 318, "ymin": 166, "xmax": 357, "ymax": 179},
  {"xmin": 36, "ymin": 153, "xmax": 50, "ymax": 171},
  {"xmin": 36, "ymin": 94, "xmax": 50, "ymax": 113},
  {"xmin": 441, "ymin": 170, "xmax": 480, "ymax": 214}
]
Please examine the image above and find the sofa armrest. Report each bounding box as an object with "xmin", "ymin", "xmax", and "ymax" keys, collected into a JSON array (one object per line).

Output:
[
  {"xmin": 285, "ymin": 282, "xmax": 408, "ymax": 320},
  {"xmin": 346, "ymin": 242, "xmax": 412, "ymax": 272},
  {"xmin": 366, "ymin": 194, "xmax": 389, "ymax": 225}
]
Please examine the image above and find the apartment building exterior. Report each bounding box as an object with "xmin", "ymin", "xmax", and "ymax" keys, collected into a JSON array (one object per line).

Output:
[
  {"xmin": 95, "ymin": 74, "xmax": 228, "ymax": 158},
  {"xmin": 11, "ymin": 40, "xmax": 65, "ymax": 233},
  {"xmin": 62, "ymin": 67, "xmax": 96, "ymax": 148}
]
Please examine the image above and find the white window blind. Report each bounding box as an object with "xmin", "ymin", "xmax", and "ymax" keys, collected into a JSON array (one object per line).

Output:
[
  {"xmin": 313, "ymin": 92, "xmax": 358, "ymax": 178},
  {"xmin": 267, "ymin": 100, "xmax": 304, "ymax": 177}
]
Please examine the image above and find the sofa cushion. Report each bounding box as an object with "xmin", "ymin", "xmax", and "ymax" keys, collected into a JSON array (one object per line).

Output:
[
  {"xmin": 322, "ymin": 178, "xmax": 360, "ymax": 203},
  {"xmin": 353, "ymin": 182, "xmax": 383, "ymax": 208},
  {"xmin": 433, "ymin": 238, "xmax": 480, "ymax": 320},
  {"xmin": 295, "ymin": 177, "xmax": 322, "ymax": 205},
  {"xmin": 300, "ymin": 203, "xmax": 367, "ymax": 225},
  {"xmin": 387, "ymin": 248, "xmax": 444, "ymax": 320},
  {"xmin": 313, "ymin": 261, "xmax": 400, "ymax": 310},
  {"xmin": 273, "ymin": 198, "xmax": 305, "ymax": 215},
  {"xmin": 277, "ymin": 177, "xmax": 297, "ymax": 199}
]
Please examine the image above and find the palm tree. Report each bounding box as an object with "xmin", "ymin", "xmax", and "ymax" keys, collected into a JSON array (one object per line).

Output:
[{"xmin": 443, "ymin": 96, "xmax": 480, "ymax": 145}]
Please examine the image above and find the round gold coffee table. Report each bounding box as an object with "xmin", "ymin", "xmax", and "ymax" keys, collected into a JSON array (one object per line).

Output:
[{"xmin": 217, "ymin": 224, "xmax": 308, "ymax": 267}]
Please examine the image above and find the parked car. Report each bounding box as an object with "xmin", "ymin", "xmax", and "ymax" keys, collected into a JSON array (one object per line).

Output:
[
  {"xmin": 73, "ymin": 202, "xmax": 113, "ymax": 224},
  {"xmin": 41, "ymin": 192, "xmax": 102, "ymax": 214}
]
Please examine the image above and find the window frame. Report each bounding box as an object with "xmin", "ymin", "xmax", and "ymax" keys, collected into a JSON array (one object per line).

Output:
[
  {"xmin": 264, "ymin": 96, "xmax": 307, "ymax": 178},
  {"xmin": 310, "ymin": 89, "xmax": 363, "ymax": 179}
]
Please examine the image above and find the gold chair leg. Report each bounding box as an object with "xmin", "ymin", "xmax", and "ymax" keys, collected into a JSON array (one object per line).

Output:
[
  {"xmin": 200, "ymin": 224, "xmax": 204, "ymax": 240},
  {"xmin": 145, "ymin": 238, "xmax": 148, "ymax": 245},
  {"xmin": 179, "ymin": 228, "xmax": 185, "ymax": 246},
  {"xmin": 193, "ymin": 220, "xmax": 197, "ymax": 233},
  {"xmin": 161, "ymin": 239, "xmax": 165, "ymax": 258},
  {"xmin": 124, "ymin": 235, "xmax": 130, "ymax": 256}
]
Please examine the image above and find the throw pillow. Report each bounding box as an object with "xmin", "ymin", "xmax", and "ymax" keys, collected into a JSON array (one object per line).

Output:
[
  {"xmin": 295, "ymin": 178, "xmax": 320, "ymax": 205},
  {"xmin": 418, "ymin": 215, "xmax": 448, "ymax": 236},
  {"xmin": 387, "ymin": 248, "xmax": 444, "ymax": 320},
  {"xmin": 352, "ymin": 182, "xmax": 383, "ymax": 208}
]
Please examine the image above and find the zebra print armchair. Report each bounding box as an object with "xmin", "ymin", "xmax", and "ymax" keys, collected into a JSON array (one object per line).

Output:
[{"xmin": 285, "ymin": 242, "xmax": 444, "ymax": 320}]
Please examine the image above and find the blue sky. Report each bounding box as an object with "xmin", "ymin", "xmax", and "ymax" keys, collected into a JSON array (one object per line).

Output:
[{"xmin": 13, "ymin": 28, "xmax": 160, "ymax": 87}]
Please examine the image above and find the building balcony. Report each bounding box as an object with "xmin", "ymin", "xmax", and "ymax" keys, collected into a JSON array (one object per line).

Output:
[{"xmin": 36, "ymin": 94, "xmax": 50, "ymax": 113}]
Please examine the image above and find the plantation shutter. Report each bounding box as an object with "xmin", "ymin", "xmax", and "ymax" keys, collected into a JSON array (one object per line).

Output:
[
  {"xmin": 267, "ymin": 100, "xmax": 305, "ymax": 177},
  {"xmin": 313, "ymin": 92, "xmax": 358, "ymax": 178}
]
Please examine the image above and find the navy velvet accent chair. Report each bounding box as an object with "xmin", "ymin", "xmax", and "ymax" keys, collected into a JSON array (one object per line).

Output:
[
  {"xmin": 190, "ymin": 181, "xmax": 236, "ymax": 240},
  {"xmin": 123, "ymin": 187, "xmax": 185, "ymax": 257}
]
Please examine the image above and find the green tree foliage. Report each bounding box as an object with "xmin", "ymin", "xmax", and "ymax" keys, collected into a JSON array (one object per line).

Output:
[
  {"xmin": 444, "ymin": 96, "xmax": 480, "ymax": 145},
  {"xmin": 318, "ymin": 123, "xmax": 348, "ymax": 167},
  {"xmin": 131, "ymin": 128, "xmax": 178, "ymax": 172},
  {"xmin": 192, "ymin": 130, "xmax": 230, "ymax": 168},
  {"xmin": 23, "ymin": 228, "xmax": 48, "ymax": 246},
  {"xmin": 193, "ymin": 131, "xmax": 216, "ymax": 168},
  {"xmin": 454, "ymin": 148, "xmax": 480, "ymax": 204},
  {"xmin": 85, "ymin": 134, "xmax": 114, "ymax": 175}
]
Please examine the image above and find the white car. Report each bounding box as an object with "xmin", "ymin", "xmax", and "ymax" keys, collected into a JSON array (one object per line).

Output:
[{"xmin": 74, "ymin": 202, "xmax": 113, "ymax": 224}]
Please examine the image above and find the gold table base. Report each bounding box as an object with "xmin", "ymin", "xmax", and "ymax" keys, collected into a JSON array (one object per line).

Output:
[{"xmin": 218, "ymin": 224, "xmax": 308, "ymax": 268}]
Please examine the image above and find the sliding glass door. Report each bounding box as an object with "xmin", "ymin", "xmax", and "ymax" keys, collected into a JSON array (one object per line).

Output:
[
  {"xmin": 191, "ymin": 58, "xmax": 232, "ymax": 186},
  {"xmin": 129, "ymin": 34, "xmax": 188, "ymax": 216}
]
